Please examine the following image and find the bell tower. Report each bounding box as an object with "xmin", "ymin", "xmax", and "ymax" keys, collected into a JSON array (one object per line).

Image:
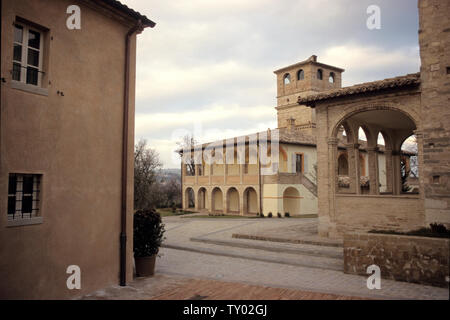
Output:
[{"xmin": 274, "ymin": 55, "xmax": 345, "ymax": 135}]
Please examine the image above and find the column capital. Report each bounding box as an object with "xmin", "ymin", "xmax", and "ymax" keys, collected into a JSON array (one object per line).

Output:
[
  {"xmin": 413, "ymin": 129, "xmax": 423, "ymax": 138},
  {"xmin": 327, "ymin": 138, "xmax": 339, "ymax": 145}
]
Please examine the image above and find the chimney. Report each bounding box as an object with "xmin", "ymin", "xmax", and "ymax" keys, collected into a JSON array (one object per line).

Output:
[{"xmin": 308, "ymin": 55, "xmax": 317, "ymax": 62}]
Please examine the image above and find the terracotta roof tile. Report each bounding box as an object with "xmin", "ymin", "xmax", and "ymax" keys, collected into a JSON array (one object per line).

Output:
[
  {"xmin": 96, "ymin": 0, "xmax": 156, "ymax": 27},
  {"xmin": 298, "ymin": 73, "xmax": 420, "ymax": 105}
]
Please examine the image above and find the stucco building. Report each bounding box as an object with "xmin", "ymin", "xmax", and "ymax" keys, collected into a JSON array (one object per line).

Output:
[
  {"xmin": 0, "ymin": 0, "xmax": 154, "ymax": 299},
  {"xmin": 180, "ymin": 56, "xmax": 412, "ymax": 218}
]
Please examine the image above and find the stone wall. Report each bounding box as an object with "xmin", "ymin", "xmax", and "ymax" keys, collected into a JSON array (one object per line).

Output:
[
  {"xmin": 335, "ymin": 195, "xmax": 424, "ymax": 235},
  {"xmin": 344, "ymin": 233, "xmax": 450, "ymax": 288},
  {"xmin": 418, "ymin": 0, "xmax": 450, "ymax": 228}
]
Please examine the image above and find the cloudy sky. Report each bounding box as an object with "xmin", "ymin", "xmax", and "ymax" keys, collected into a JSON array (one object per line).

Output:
[{"xmin": 122, "ymin": 0, "xmax": 420, "ymax": 168}]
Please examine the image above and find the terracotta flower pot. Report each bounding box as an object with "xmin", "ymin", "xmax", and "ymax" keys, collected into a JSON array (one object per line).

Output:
[{"xmin": 135, "ymin": 255, "xmax": 156, "ymax": 277}]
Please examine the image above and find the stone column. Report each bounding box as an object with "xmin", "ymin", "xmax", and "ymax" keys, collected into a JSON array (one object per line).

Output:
[
  {"xmin": 353, "ymin": 143, "xmax": 362, "ymax": 194},
  {"xmin": 367, "ymin": 147, "xmax": 380, "ymax": 195},
  {"xmin": 346, "ymin": 144, "xmax": 356, "ymax": 193},
  {"xmin": 392, "ymin": 150, "xmax": 402, "ymax": 195},
  {"xmin": 239, "ymin": 189, "xmax": 245, "ymax": 216},
  {"xmin": 194, "ymin": 189, "xmax": 199, "ymax": 211},
  {"xmin": 210, "ymin": 190, "xmax": 215, "ymax": 213},
  {"xmin": 223, "ymin": 190, "xmax": 228, "ymax": 214},
  {"xmin": 384, "ymin": 149, "xmax": 393, "ymax": 194},
  {"xmin": 327, "ymin": 138, "xmax": 339, "ymax": 220}
]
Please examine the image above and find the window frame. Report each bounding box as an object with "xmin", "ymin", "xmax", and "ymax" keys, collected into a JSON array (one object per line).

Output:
[
  {"xmin": 295, "ymin": 153, "xmax": 304, "ymax": 173},
  {"xmin": 7, "ymin": 173, "xmax": 43, "ymax": 227},
  {"xmin": 329, "ymin": 72, "xmax": 335, "ymax": 83},
  {"xmin": 297, "ymin": 69, "xmax": 304, "ymax": 81},
  {"xmin": 317, "ymin": 69, "xmax": 323, "ymax": 80},
  {"xmin": 283, "ymin": 73, "xmax": 291, "ymax": 85},
  {"xmin": 12, "ymin": 22, "xmax": 44, "ymax": 87}
]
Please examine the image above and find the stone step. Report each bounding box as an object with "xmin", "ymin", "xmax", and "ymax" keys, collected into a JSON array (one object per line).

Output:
[
  {"xmin": 162, "ymin": 242, "xmax": 343, "ymax": 271},
  {"xmin": 231, "ymin": 233, "xmax": 343, "ymax": 248},
  {"xmin": 189, "ymin": 236, "xmax": 343, "ymax": 259}
]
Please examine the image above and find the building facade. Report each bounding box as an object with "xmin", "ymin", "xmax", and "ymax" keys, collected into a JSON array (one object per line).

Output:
[
  {"xmin": 181, "ymin": 57, "xmax": 406, "ymax": 218},
  {"xmin": 0, "ymin": 0, "xmax": 154, "ymax": 299},
  {"xmin": 300, "ymin": 0, "xmax": 449, "ymax": 237}
]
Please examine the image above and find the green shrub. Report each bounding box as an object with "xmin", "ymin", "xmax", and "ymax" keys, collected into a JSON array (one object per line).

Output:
[
  {"xmin": 430, "ymin": 223, "xmax": 448, "ymax": 234},
  {"xmin": 133, "ymin": 209, "xmax": 166, "ymax": 258},
  {"xmin": 369, "ymin": 222, "xmax": 450, "ymax": 239}
]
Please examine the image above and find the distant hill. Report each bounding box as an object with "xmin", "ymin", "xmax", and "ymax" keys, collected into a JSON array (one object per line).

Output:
[
  {"xmin": 161, "ymin": 168, "xmax": 180, "ymax": 176},
  {"xmin": 157, "ymin": 168, "xmax": 181, "ymax": 182}
]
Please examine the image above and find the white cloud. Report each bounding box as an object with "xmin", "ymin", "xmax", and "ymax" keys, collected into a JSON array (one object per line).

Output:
[
  {"xmin": 320, "ymin": 44, "xmax": 420, "ymax": 85},
  {"xmin": 121, "ymin": 0, "xmax": 420, "ymax": 168},
  {"xmin": 135, "ymin": 60, "xmax": 272, "ymax": 103},
  {"xmin": 143, "ymin": 120, "xmax": 277, "ymax": 168},
  {"xmin": 136, "ymin": 103, "xmax": 276, "ymax": 135}
]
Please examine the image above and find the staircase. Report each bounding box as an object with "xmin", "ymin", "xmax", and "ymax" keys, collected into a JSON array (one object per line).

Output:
[{"xmin": 301, "ymin": 174, "xmax": 317, "ymax": 197}]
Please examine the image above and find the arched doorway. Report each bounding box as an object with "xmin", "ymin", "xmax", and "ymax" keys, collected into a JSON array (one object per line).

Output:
[
  {"xmin": 212, "ymin": 187, "xmax": 223, "ymax": 213},
  {"xmin": 197, "ymin": 187, "xmax": 207, "ymax": 210},
  {"xmin": 184, "ymin": 188, "xmax": 195, "ymax": 209},
  {"xmin": 226, "ymin": 187, "xmax": 240, "ymax": 214},
  {"xmin": 283, "ymin": 187, "xmax": 300, "ymax": 215},
  {"xmin": 243, "ymin": 187, "xmax": 258, "ymax": 215}
]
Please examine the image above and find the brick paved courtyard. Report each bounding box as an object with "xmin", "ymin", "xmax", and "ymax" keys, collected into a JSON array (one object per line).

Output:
[
  {"xmin": 82, "ymin": 273, "xmax": 366, "ymax": 300},
  {"xmin": 82, "ymin": 216, "xmax": 449, "ymax": 300}
]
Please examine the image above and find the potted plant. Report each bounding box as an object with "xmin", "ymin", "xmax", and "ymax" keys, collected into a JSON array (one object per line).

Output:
[{"xmin": 133, "ymin": 209, "xmax": 165, "ymax": 277}]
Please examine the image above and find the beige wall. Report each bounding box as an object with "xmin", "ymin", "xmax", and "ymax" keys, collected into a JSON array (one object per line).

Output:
[
  {"xmin": 262, "ymin": 183, "xmax": 317, "ymax": 216},
  {"xmin": 282, "ymin": 144, "xmax": 317, "ymax": 182},
  {"xmin": 0, "ymin": 0, "xmax": 138, "ymax": 299}
]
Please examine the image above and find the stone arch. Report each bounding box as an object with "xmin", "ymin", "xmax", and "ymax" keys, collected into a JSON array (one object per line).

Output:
[
  {"xmin": 184, "ymin": 187, "xmax": 195, "ymax": 209},
  {"xmin": 243, "ymin": 187, "xmax": 258, "ymax": 215},
  {"xmin": 197, "ymin": 187, "xmax": 208, "ymax": 210},
  {"xmin": 226, "ymin": 187, "xmax": 240, "ymax": 214},
  {"xmin": 211, "ymin": 187, "xmax": 224, "ymax": 213},
  {"xmin": 339, "ymin": 121, "xmax": 356, "ymax": 144},
  {"xmin": 282, "ymin": 186, "xmax": 301, "ymax": 216},
  {"xmin": 359, "ymin": 125, "xmax": 374, "ymax": 145},
  {"xmin": 331, "ymin": 103, "xmax": 419, "ymax": 139}
]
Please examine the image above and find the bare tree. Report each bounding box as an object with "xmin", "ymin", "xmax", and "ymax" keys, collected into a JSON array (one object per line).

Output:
[
  {"xmin": 176, "ymin": 134, "xmax": 197, "ymax": 177},
  {"xmin": 159, "ymin": 174, "xmax": 181, "ymax": 208},
  {"xmin": 134, "ymin": 139, "xmax": 162, "ymax": 210}
]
